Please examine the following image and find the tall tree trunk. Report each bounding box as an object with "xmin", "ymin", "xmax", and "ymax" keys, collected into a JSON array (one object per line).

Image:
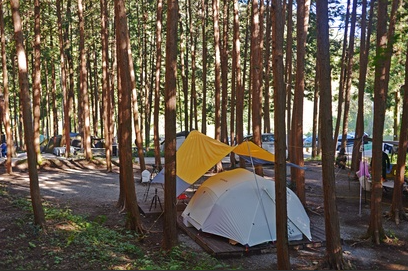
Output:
[
  {"xmin": 311, "ymin": 62, "xmax": 319, "ymax": 158},
  {"xmin": 339, "ymin": 0, "xmax": 358, "ymax": 156},
  {"xmin": 213, "ymin": 0, "xmax": 223, "ymax": 172},
  {"xmin": 233, "ymin": 0, "xmax": 245, "ymax": 168},
  {"xmin": 263, "ymin": 0, "xmax": 271, "ymax": 134},
  {"xmin": 10, "ymin": 0, "xmax": 46, "ymax": 229},
  {"xmin": 316, "ymin": 0, "xmax": 345, "ymax": 268},
  {"xmin": 115, "ymin": 0, "xmax": 144, "ymax": 233},
  {"xmin": 213, "ymin": 0, "xmax": 221, "ymax": 142},
  {"xmin": 333, "ymin": 0, "xmax": 350, "ymax": 152},
  {"xmin": 368, "ymin": 0, "xmax": 400, "ymax": 244},
  {"xmin": 189, "ymin": 19, "xmax": 198, "ymax": 133},
  {"xmin": 33, "ymin": 0, "xmax": 42, "ymax": 163},
  {"xmin": 65, "ymin": 0, "xmax": 75, "ymax": 135},
  {"xmin": 201, "ymin": 0, "xmax": 208, "ymax": 135},
  {"xmin": 179, "ymin": 16, "xmax": 188, "ymax": 133},
  {"xmin": 251, "ymin": 0, "xmax": 263, "ymax": 176},
  {"xmin": 285, "ymin": 0, "xmax": 293, "ymax": 160},
  {"xmin": 220, "ymin": 0, "xmax": 229, "ymax": 144},
  {"xmin": 162, "ymin": 0, "xmax": 179, "ymax": 251},
  {"xmin": 272, "ymin": 1, "xmax": 290, "ymax": 268},
  {"xmin": 0, "ymin": 1, "xmax": 12, "ymax": 173},
  {"xmin": 153, "ymin": 0, "xmax": 163, "ymax": 169},
  {"xmin": 100, "ymin": 0, "xmax": 112, "ymax": 172},
  {"xmin": 78, "ymin": 0, "xmax": 92, "ymax": 160},
  {"xmin": 390, "ymin": 81, "xmax": 408, "ymax": 223},
  {"xmin": 290, "ymin": 0, "xmax": 310, "ymax": 205},
  {"xmin": 128, "ymin": 27, "xmax": 146, "ymax": 171},
  {"xmin": 351, "ymin": 0, "xmax": 372, "ymax": 173}
]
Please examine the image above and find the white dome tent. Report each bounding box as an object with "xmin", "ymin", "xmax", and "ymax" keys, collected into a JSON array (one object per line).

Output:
[{"xmin": 181, "ymin": 168, "xmax": 312, "ymax": 247}]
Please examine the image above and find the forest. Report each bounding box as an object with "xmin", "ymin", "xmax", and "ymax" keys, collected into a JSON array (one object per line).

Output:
[{"xmin": 1, "ymin": 0, "xmax": 408, "ymax": 269}]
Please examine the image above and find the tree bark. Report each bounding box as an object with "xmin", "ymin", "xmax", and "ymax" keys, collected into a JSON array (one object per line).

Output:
[
  {"xmin": 100, "ymin": 0, "xmax": 112, "ymax": 172},
  {"xmin": 290, "ymin": 0, "xmax": 310, "ymax": 205},
  {"xmin": 272, "ymin": 1, "xmax": 290, "ymax": 269},
  {"xmin": 316, "ymin": 0, "xmax": 345, "ymax": 268},
  {"xmin": 390, "ymin": 82, "xmax": 408, "ymax": 223},
  {"xmin": 33, "ymin": 0, "xmax": 42, "ymax": 163},
  {"xmin": 115, "ymin": 0, "xmax": 144, "ymax": 233},
  {"xmin": 78, "ymin": 0, "xmax": 92, "ymax": 160},
  {"xmin": 333, "ymin": 0, "xmax": 350, "ymax": 153},
  {"xmin": 201, "ymin": 0, "xmax": 208, "ymax": 135},
  {"xmin": 0, "ymin": 1, "xmax": 12, "ymax": 173},
  {"xmin": 251, "ymin": 0, "xmax": 263, "ymax": 176},
  {"xmin": 351, "ymin": 0, "xmax": 371, "ymax": 173},
  {"xmin": 368, "ymin": 0, "xmax": 399, "ymax": 244},
  {"xmin": 10, "ymin": 0, "xmax": 46, "ymax": 229},
  {"xmin": 153, "ymin": 0, "xmax": 163, "ymax": 169},
  {"xmin": 285, "ymin": 0, "xmax": 293, "ymax": 160},
  {"xmin": 162, "ymin": 0, "xmax": 179, "ymax": 251}
]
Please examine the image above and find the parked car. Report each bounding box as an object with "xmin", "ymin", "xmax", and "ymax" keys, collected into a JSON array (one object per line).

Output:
[
  {"xmin": 303, "ymin": 136, "xmax": 318, "ymax": 148},
  {"xmin": 337, "ymin": 132, "xmax": 369, "ymax": 152},
  {"xmin": 243, "ymin": 133, "xmax": 288, "ymax": 159}
]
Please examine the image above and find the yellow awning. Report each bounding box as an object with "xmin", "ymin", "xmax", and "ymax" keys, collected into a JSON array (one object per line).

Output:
[
  {"xmin": 232, "ymin": 140, "xmax": 275, "ymax": 163},
  {"xmin": 176, "ymin": 130, "xmax": 235, "ymax": 184}
]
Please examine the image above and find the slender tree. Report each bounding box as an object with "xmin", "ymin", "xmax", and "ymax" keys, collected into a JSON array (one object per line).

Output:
[
  {"xmin": 0, "ymin": 1, "xmax": 12, "ymax": 173},
  {"xmin": 333, "ymin": 0, "xmax": 350, "ymax": 152},
  {"xmin": 285, "ymin": 0, "xmax": 293, "ymax": 158},
  {"xmin": 162, "ymin": 0, "xmax": 179, "ymax": 251},
  {"xmin": 153, "ymin": 0, "xmax": 163, "ymax": 169},
  {"xmin": 316, "ymin": 0, "xmax": 346, "ymax": 268},
  {"xmin": 100, "ymin": 0, "xmax": 112, "ymax": 172},
  {"xmin": 32, "ymin": 0, "xmax": 42, "ymax": 163},
  {"xmin": 201, "ymin": 0, "xmax": 208, "ymax": 135},
  {"xmin": 272, "ymin": 0, "xmax": 290, "ymax": 268},
  {"xmin": 10, "ymin": 0, "xmax": 46, "ymax": 229},
  {"xmin": 78, "ymin": 0, "xmax": 92, "ymax": 160},
  {"xmin": 351, "ymin": 0, "xmax": 372, "ymax": 173},
  {"xmin": 251, "ymin": 0, "xmax": 263, "ymax": 176},
  {"xmin": 220, "ymin": 0, "xmax": 229, "ymax": 144},
  {"xmin": 213, "ymin": 0, "xmax": 223, "ymax": 172},
  {"xmin": 368, "ymin": 0, "xmax": 400, "ymax": 243},
  {"xmin": 390, "ymin": 82, "xmax": 408, "ymax": 223},
  {"xmin": 290, "ymin": 0, "xmax": 310, "ymax": 205},
  {"xmin": 339, "ymin": 0, "xmax": 357, "ymax": 155},
  {"xmin": 115, "ymin": 0, "xmax": 144, "ymax": 232}
]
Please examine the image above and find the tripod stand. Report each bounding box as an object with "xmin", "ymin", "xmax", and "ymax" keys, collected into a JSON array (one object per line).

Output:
[
  {"xmin": 149, "ymin": 188, "xmax": 162, "ymax": 211},
  {"xmin": 143, "ymin": 165, "xmax": 160, "ymax": 202}
]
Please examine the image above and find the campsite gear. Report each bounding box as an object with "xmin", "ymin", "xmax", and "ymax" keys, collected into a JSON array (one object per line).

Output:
[
  {"xmin": 181, "ymin": 168, "xmax": 312, "ymax": 247},
  {"xmin": 149, "ymin": 188, "xmax": 162, "ymax": 211},
  {"xmin": 141, "ymin": 169, "xmax": 150, "ymax": 183},
  {"xmin": 143, "ymin": 165, "xmax": 161, "ymax": 202}
]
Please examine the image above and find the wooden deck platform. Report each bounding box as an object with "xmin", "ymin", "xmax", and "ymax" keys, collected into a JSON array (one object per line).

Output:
[{"xmin": 177, "ymin": 215, "xmax": 326, "ymax": 258}]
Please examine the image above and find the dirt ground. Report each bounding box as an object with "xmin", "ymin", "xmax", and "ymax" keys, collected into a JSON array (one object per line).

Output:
[{"xmin": 1, "ymin": 155, "xmax": 408, "ymax": 270}]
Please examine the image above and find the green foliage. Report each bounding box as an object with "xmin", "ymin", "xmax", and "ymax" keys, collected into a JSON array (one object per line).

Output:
[
  {"xmin": 2, "ymin": 196, "xmax": 234, "ymax": 270},
  {"xmin": 132, "ymin": 244, "xmax": 231, "ymax": 270}
]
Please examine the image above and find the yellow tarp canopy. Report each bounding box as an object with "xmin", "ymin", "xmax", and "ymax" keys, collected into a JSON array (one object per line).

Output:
[
  {"xmin": 176, "ymin": 130, "xmax": 235, "ymax": 185},
  {"xmin": 176, "ymin": 130, "xmax": 276, "ymax": 185},
  {"xmin": 232, "ymin": 140, "xmax": 275, "ymax": 163}
]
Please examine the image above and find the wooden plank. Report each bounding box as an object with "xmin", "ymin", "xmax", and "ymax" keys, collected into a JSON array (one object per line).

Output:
[{"xmin": 177, "ymin": 215, "xmax": 326, "ymax": 258}]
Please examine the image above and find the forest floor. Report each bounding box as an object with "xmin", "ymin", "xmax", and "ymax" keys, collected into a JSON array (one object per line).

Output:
[{"xmin": 1, "ymin": 154, "xmax": 408, "ymax": 270}]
